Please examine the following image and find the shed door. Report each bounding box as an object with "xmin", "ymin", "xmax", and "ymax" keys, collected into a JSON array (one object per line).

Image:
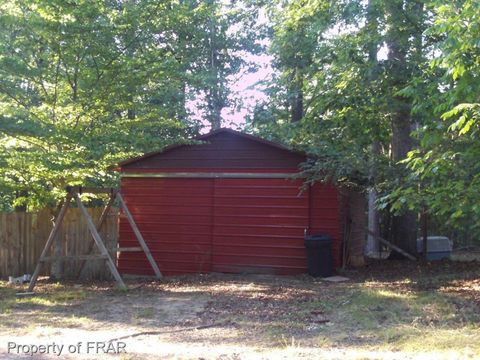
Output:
[
  {"xmin": 211, "ymin": 178, "xmax": 309, "ymax": 275},
  {"xmin": 118, "ymin": 178, "xmax": 213, "ymax": 275}
]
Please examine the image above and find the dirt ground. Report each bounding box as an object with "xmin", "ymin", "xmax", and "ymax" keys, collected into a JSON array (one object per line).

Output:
[{"xmin": 1, "ymin": 260, "xmax": 479, "ymax": 359}]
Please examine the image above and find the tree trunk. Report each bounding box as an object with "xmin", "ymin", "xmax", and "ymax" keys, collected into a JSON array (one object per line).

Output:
[
  {"xmin": 14, "ymin": 190, "xmax": 28, "ymax": 211},
  {"xmin": 366, "ymin": 186, "xmax": 380, "ymax": 255},
  {"xmin": 386, "ymin": 0, "xmax": 418, "ymax": 256},
  {"xmin": 207, "ymin": 0, "xmax": 222, "ymax": 130},
  {"xmin": 290, "ymin": 68, "xmax": 303, "ymax": 123},
  {"xmin": 390, "ymin": 103, "xmax": 417, "ymax": 255},
  {"xmin": 348, "ymin": 190, "xmax": 367, "ymax": 267},
  {"xmin": 365, "ymin": 0, "xmax": 380, "ymax": 256}
]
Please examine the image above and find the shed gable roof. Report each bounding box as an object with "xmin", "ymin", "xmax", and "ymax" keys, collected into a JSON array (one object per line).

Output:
[{"xmin": 118, "ymin": 128, "xmax": 306, "ymax": 171}]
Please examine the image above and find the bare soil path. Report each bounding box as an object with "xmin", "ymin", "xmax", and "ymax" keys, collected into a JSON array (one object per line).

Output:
[{"xmin": 1, "ymin": 260, "xmax": 479, "ymax": 359}]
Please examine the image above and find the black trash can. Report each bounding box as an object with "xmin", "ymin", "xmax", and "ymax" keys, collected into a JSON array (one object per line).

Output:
[{"xmin": 305, "ymin": 234, "xmax": 333, "ymax": 277}]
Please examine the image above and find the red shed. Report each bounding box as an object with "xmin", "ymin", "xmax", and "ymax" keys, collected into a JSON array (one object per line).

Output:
[{"xmin": 116, "ymin": 129, "xmax": 343, "ymax": 276}]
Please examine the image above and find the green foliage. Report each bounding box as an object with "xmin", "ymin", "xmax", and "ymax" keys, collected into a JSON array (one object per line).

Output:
[
  {"xmin": 249, "ymin": 0, "xmax": 392, "ymax": 189},
  {"xmin": 251, "ymin": 0, "xmax": 480, "ymax": 243},
  {"xmin": 384, "ymin": 0, "xmax": 480, "ymax": 238},
  {"xmin": 0, "ymin": 0, "xmax": 261, "ymax": 210},
  {"xmin": 0, "ymin": 0, "xmax": 189, "ymax": 209}
]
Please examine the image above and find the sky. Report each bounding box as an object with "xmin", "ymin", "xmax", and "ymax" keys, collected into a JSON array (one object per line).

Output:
[
  {"xmin": 189, "ymin": 56, "xmax": 272, "ymax": 133},
  {"xmin": 215, "ymin": 45, "xmax": 389, "ymax": 130},
  {"xmin": 193, "ymin": 4, "xmax": 273, "ymax": 131},
  {"xmin": 195, "ymin": 3, "xmax": 390, "ymax": 132},
  {"xmin": 221, "ymin": 52, "xmax": 273, "ymax": 129}
]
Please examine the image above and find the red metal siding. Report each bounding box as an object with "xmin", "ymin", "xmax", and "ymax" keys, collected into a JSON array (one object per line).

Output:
[
  {"xmin": 121, "ymin": 132, "xmax": 306, "ymax": 171},
  {"xmin": 118, "ymin": 178, "xmax": 213, "ymax": 275},
  {"xmin": 118, "ymin": 177, "xmax": 342, "ymax": 276},
  {"xmin": 309, "ymin": 183, "xmax": 342, "ymax": 268},
  {"xmin": 212, "ymin": 178, "xmax": 308, "ymax": 275}
]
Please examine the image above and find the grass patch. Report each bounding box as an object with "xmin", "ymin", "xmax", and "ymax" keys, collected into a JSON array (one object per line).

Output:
[
  {"xmin": 315, "ymin": 281, "xmax": 480, "ymax": 355},
  {"xmin": 0, "ymin": 281, "xmax": 90, "ymax": 332},
  {"xmin": 300, "ymin": 298, "xmax": 336, "ymax": 313},
  {"xmin": 135, "ymin": 307, "xmax": 155, "ymax": 319},
  {"xmin": 0, "ymin": 282, "xmax": 17, "ymax": 314},
  {"xmin": 263, "ymin": 323, "xmax": 286, "ymax": 339},
  {"xmin": 57, "ymin": 314, "xmax": 93, "ymax": 328},
  {"xmin": 15, "ymin": 289, "xmax": 87, "ymax": 307}
]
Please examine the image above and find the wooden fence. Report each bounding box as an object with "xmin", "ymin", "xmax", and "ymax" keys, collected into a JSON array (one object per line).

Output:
[{"xmin": 0, "ymin": 207, "xmax": 118, "ymax": 280}]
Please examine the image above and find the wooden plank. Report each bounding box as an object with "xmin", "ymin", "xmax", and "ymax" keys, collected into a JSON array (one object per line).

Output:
[
  {"xmin": 115, "ymin": 247, "xmax": 142, "ymax": 252},
  {"xmin": 11, "ymin": 213, "xmax": 19, "ymax": 276},
  {"xmin": 20, "ymin": 213, "xmax": 26, "ymax": 275},
  {"xmin": 24, "ymin": 213, "xmax": 30, "ymax": 275},
  {"xmin": 28, "ymin": 195, "xmax": 72, "ymax": 292},
  {"xmin": 66, "ymin": 186, "xmax": 118, "ymax": 195},
  {"xmin": 117, "ymin": 193, "xmax": 162, "ymax": 279},
  {"xmin": 76, "ymin": 195, "xmax": 116, "ymax": 278},
  {"xmin": 365, "ymin": 229, "xmax": 416, "ymax": 261},
  {"xmin": 35, "ymin": 210, "xmax": 51, "ymax": 277},
  {"xmin": 0, "ymin": 214, "xmax": 6, "ymax": 276},
  {"xmin": 52, "ymin": 205, "xmax": 64, "ymax": 279},
  {"xmin": 74, "ymin": 194, "xmax": 126, "ymax": 289},
  {"xmin": 80, "ymin": 207, "xmax": 119, "ymax": 280},
  {"xmin": 41, "ymin": 254, "xmax": 108, "ymax": 262}
]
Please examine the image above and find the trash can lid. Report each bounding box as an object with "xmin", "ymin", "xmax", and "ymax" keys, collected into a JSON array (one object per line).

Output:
[{"xmin": 305, "ymin": 234, "xmax": 331, "ymax": 241}]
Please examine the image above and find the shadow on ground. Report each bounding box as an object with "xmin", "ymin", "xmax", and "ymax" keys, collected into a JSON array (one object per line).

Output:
[{"xmin": 1, "ymin": 260, "xmax": 479, "ymax": 358}]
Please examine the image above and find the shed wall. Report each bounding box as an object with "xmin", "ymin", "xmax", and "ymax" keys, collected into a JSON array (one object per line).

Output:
[
  {"xmin": 310, "ymin": 183, "xmax": 342, "ymax": 268},
  {"xmin": 118, "ymin": 177, "xmax": 342, "ymax": 276}
]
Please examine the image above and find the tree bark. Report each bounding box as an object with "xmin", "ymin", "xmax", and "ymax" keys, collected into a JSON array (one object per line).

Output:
[
  {"xmin": 386, "ymin": 0, "xmax": 418, "ymax": 256},
  {"xmin": 366, "ymin": 184, "xmax": 380, "ymax": 255},
  {"xmin": 207, "ymin": 0, "xmax": 223, "ymax": 130},
  {"xmin": 365, "ymin": 0, "xmax": 380, "ymax": 256},
  {"xmin": 290, "ymin": 68, "xmax": 303, "ymax": 123},
  {"xmin": 348, "ymin": 190, "xmax": 367, "ymax": 267},
  {"xmin": 14, "ymin": 190, "xmax": 28, "ymax": 211}
]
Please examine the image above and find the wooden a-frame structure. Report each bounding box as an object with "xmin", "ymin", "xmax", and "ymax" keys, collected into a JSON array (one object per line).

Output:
[{"xmin": 27, "ymin": 186, "xmax": 162, "ymax": 292}]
